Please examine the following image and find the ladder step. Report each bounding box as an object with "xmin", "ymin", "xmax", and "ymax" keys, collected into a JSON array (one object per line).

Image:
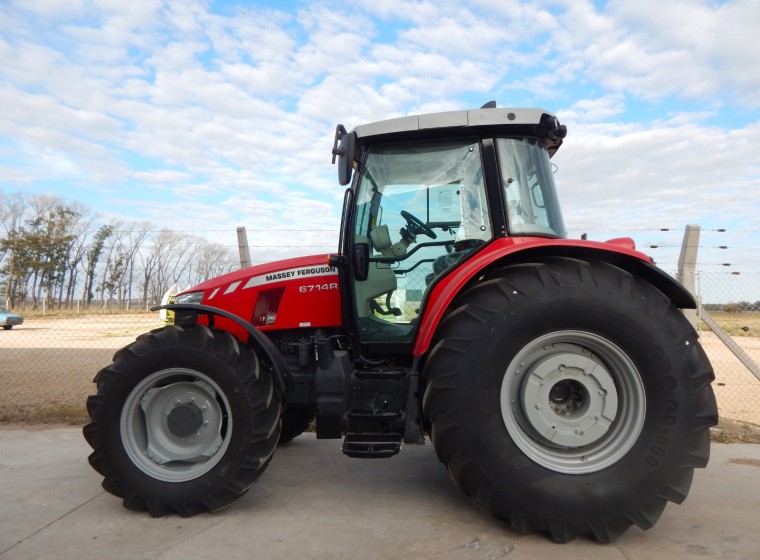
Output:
[
  {"xmin": 342, "ymin": 434, "xmax": 402, "ymax": 458},
  {"xmin": 355, "ymin": 368, "xmax": 407, "ymax": 380},
  {"xmin": 348, "ymin": 409, "xmax": 402, "ymax": 419}
]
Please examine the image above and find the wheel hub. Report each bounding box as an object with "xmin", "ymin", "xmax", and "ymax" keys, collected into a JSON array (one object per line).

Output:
[
  {"xmin": 521, "ymin": 351, "xmax": 618, "ymax": 447},
  {"xmin": 167, "ymin": 403, "xmax": 205, "ymax": 438},
  {"xmin": 121, "ymin": 374, "xmax": 228, "ymax": 476},
  {"xmin": 501, "ymin": 331, "xmax": 646, "ymax": 474}
]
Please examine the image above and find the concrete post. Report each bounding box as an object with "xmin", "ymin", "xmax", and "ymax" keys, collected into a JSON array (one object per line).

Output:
[
  {"xmin": 237, "ymin": 227, "xmax": 252, "ymax": 269},
  {"xmin": 677, "ymin": 224, "xmax": 700, "ymax": 329}
]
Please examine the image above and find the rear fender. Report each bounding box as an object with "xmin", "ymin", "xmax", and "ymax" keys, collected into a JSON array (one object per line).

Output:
[
  {"xmin": 153, "ymin": 303, "xmax": 291, "ymax": 394},
  {"xmin": 413, "ymin": 238, "xmax": 695, "ymax": 357}
]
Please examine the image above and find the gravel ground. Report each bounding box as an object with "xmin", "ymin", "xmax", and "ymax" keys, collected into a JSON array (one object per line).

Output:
[{"xmin": 1, "ymin": 314, "xmax": 759, "ymax": 432}]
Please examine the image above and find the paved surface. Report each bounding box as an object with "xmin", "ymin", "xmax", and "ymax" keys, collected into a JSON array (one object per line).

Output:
[{"xmin": 1, "ymin": 427, "xmax": 759, "ymax": 560}]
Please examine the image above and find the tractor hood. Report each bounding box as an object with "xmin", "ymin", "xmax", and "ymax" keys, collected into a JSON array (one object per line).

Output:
[
  {"xmin": 180, "ymin": 254, "xmax": 335, "ymax": 295},
  {"xmin": 175, "ymin": 254, "xmax": 342, "ymax": 332}
]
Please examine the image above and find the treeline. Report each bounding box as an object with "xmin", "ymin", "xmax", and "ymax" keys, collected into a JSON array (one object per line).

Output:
[{"xmin": 0, "ymin": 191, "xmax": 238, "ymax": 311}]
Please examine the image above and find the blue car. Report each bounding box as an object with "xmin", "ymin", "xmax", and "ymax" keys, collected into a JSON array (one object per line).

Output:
[{"xmin": 0, "ymin": 307, "xmax": 23, "ymax": 330}]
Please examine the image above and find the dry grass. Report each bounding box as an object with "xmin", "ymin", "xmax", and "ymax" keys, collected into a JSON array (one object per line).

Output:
[
  {"xmin": 2, "ymin": 404, "xmax": 88, "ymax": 425},
  {"xmin": 706, "ymin": 311, "xmax": 760, "ymax": 337},
  {"xmin": 710, "ymin": 417, "xmax": 760, "ymax": 444}
]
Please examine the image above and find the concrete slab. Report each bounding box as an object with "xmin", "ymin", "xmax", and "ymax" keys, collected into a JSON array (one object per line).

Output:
[{"xmin": 1, "ymin": 427, "xmax": 759, "ymax": 559}]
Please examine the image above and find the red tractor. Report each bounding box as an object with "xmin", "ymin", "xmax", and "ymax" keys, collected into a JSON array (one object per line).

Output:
[{"xmin": 84, "ymin": 103, "xmax": 717, "ymax": 543}]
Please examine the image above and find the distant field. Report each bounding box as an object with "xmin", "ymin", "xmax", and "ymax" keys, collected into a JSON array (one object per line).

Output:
[
  {"xmin": 704, "ymin": 311, "xmax": 760, "ymax": 337},
  {"xmin": 1, "ymin": 312, "xmax": 759, "ymax": 428},
  {"xmin": 0, "ymin": 313, "xmax": 163, "ymax": 423}
]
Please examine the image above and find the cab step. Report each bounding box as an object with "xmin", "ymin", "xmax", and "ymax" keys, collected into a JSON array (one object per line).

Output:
[
  {"xmin": 355, "ymin": 368, "xmax": 407, "ymax": 380},
  {"xmin": 347, "ymin": 409, "xmax": 402, "ymax": 420},
  {"xmin": 342, "ymin": 434, "xmax": 402, "ymax": 458}
]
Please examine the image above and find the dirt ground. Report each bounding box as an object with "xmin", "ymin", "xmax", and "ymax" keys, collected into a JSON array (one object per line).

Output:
[
  {"xmin": 0, "ymin": 314, "xmax": 162, "ymax": 423},
  {"xmin": 1, "ymin": 314, "xmax": 759, "ymax": 441}
]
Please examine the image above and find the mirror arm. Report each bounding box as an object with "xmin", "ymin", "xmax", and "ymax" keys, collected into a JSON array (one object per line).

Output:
[{"xmin": 331, "ymin": 124, "xmax": 347, "ymax": 163}]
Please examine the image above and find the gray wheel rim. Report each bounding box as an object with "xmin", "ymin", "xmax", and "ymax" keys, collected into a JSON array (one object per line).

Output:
[
  {"xmin": 121, "ymin": 368, "xmax": 232, "ymax": 482},
  {"xmin": 500, "ymin": 330, "xmax": 645, "ymax": 474}
]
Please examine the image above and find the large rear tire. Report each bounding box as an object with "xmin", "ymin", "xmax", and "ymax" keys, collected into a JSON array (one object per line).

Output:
[
  {"xmin": 423, "ymin": 258, "xmax": 717, "ymax": 542},
  {"xmin": 83, "ymin": 324, "xmax": 281, "ymax": 516}
]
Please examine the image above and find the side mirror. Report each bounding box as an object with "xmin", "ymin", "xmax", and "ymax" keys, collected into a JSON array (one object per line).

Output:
[
  {"xmin": 331, "ymin": 124, "xmax": 356, "ymax": 186},
  {"xmin": 353, "ymin": 242, "xmax": 369, "ymax": 281}
]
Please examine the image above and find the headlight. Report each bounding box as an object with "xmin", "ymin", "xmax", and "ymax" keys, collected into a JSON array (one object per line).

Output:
[{"xmin": 174, "ymin": 291, "xmax": 204, "ymax": 305}]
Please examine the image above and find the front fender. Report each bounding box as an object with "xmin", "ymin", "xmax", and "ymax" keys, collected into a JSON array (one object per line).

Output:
[
  {"xmin": 413, "ymin": 237, "xmax": 695, "ymax": 357},
  {"xmin": 153, "ymin": 303, "xmax": 291, "ymax": 395}
]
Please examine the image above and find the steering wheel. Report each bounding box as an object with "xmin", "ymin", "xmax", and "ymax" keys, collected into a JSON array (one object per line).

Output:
[{"xmin": 400, "ymin": 210, "xmax": 437, "ymax": 239}]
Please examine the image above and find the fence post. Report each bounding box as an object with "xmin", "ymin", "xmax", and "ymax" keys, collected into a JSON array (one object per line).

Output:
[
  {"xmin": 677, "ymin": 224, "xmax": 700, "ymax": 329},
  {"xmin": 237, "ymin": 226, "xmax": 251, "ymax": 269}
]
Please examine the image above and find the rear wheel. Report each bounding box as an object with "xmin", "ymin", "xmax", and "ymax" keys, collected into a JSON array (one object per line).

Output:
[
  {"xmin": 83, "ymin": 324, "xmax": 281, "ymax": 516},
  {"xmin": 423, "ymin": 258, "xmax": 717, "ymax": 542}
]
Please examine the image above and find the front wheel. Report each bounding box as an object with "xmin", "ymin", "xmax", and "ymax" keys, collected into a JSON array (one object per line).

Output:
[
  {"xmin": 83, "ymin": 324, "xmax": 281, "ymax": 516},
  {"xmin": 423, "ymin": 258, "xmax": 717, "ymax": 542}
]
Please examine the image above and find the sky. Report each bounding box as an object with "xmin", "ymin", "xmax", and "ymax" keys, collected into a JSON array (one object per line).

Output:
[{"xmin": 1, "ymin": 0, "xmax": 759, "ymax": 298}]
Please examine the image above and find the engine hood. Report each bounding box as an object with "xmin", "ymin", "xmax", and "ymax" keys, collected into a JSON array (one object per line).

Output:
[
  {"xmin": 180, "ymin": 254, "xmax": 333, "ymax": 295},
  {"xmin": 176, "ymin": 253, "xmax": 342, "ymax": 333}
]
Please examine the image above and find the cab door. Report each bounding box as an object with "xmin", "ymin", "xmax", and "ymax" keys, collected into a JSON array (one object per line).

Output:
[{"xmin": 349, "ymin": 138, "xmax": 493, "ymax": 350}]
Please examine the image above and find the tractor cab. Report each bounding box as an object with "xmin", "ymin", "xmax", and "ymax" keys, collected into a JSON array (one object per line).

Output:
[{"xmin": 331, "ymin": 106, "xmax": 567, "ymax": 347}]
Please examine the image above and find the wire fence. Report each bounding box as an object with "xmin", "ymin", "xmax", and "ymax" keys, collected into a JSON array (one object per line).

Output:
[
  {"xmin": 1, "ymin": 271, "xmax": 758, "ymax": 426},
  {"xmin": 695, "ymin": 272, "xmax": 760, "ymax": 426}
]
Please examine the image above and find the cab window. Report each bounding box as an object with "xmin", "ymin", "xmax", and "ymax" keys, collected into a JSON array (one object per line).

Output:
[{"xmin": 353, "ymin": 138, "xmax": 491, "ymax": 341}]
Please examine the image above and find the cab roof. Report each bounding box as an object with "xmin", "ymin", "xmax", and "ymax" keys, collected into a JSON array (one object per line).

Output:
[{"xmin": 352, "ymin": 107, "xmax": 565, "ymax": 156}]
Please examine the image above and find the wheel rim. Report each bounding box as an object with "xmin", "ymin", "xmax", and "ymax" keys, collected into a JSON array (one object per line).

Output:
[
  {"xmin": 500, "ymin": 331, "xmax": 645, "ymax": 474},
  {"xmin": 121, "ymin": 368, "xmax": 232, "ymax": 482}
]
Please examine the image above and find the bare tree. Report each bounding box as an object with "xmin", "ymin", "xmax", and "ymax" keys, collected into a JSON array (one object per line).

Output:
[
  {"xmin": 0, "ymin": 191, "xmax": 29, "ymax": 307},
  {"xmin": 64, "ymin": 217, "xmax": 97, "ymax": 309},
  {"xmin": 2, "ymin": 189, "xmax": 243, "ymax": 311},
  {"xmin": 97, "ymin": 222, "xmax": 126, "ymax": 309},
  {"xmin": 195, "ymin": 242, "xmax": 238, "ymax": 283},
  {"xmin": 140, "ymin": 229, "xmax": 189, "ymax": 306},
  {"xmin": 2, "ymin": 194, "xmax": 85, "ymax": 310},
  {"xmin": 82, "ymin": 224, "xmax": 113, "ymax": 308},
  {"xmin": 120, "ymin": 221, "xmax": 151, "ymax": 309}
]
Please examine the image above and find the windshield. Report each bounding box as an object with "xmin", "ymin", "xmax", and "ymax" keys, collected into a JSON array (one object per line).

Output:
[{"xmin": 497, "ymin": 138, "xmax": 566, "ymax": 238}]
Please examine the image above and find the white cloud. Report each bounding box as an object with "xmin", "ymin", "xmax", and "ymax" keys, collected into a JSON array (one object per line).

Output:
[
  {"xmin": 554, "ymin": 118, "xmax": 760, "ymax": 235},
  {"xmin": 552, "ymin": 0, "xmax": 760, "ymax": 107},
  {"xmin": 561, "ymin": 95, "xmax": 626, "ymax": 123},
  {"xmin": 133, "ymin": 170, "xmax": 194, "ymax": 183},
  {"xmin": 11, "ymin": 0, "xmax": 85, "ymax": 18},
  {"xmin": 0, "ymin": 0, "xmax": 758, "ymax": 273}
]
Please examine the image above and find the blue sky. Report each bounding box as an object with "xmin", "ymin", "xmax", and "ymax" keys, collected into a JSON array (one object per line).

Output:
[{"xmin": 1, "ymin": 0, "xmax": 759, "ymax": 286}]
